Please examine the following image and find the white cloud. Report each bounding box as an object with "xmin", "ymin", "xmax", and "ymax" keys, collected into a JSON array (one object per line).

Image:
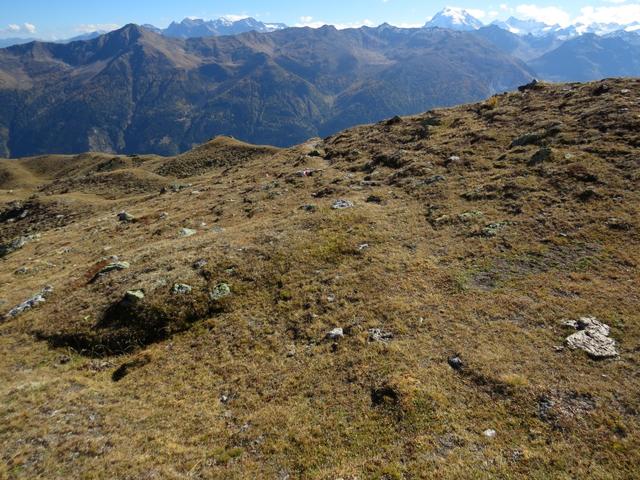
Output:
[
  {"xmin": 74, "ymin": 23, "xmax": 120, "ymax": 34},
  {"xmin": 1, "ymin": 22, "xmax": 37, "ymax": 36},
  {"xmin": 575, "ymin": 4, "xmax": 640, "ymax": 25},
  {"xmin": 466, "ymin": 8, "xmax": 486, "ymax": 19},
  {"xmin": 515, "ymin": 4, "xmax": 572, "ymax": 26}
]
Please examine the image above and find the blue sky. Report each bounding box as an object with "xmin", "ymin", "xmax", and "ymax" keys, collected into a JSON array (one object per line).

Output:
[{"xmin": 2, "ymin": 1, "xmax": 640, "ymax": 39}]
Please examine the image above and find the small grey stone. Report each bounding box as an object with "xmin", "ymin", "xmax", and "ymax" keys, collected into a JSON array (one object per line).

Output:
[
  {"xmin": 91, "ymin": 261, "xmax": 130, "ymax": 282},
  {"xmin": 123, "ymin": 290, "xmax": 145, "ymax": 304},
  {"xmin": 423, "ymin": 175, "xmax": 446, "ymax": 185},
  {"xmin": 117, "ymin": 211, "xmax": 135, "ymax": 222},
  {"xmin": 326, "ymin": 327, "xmax": 344, "ymax": 340},
  {"xmin": 0, "ymin": 234, "xmax": 40, "ymax": 258},
  {"xmin": 448, "ymin": 356, "xmax": 464, "ymax": 371},
  {"xmin": 14, "ymin": 266, "xmax": 30, "ymax": 275},
  {"xmin": 172, "ymin": 284, "xmax": 193, "ymax": 295},
  {"xmin": 368, "ymin": 328, "xmax": 393, "ymax": 342},
  {"xmin": 209, "ymin": 283, "xmax": 231, "ymax": 301},
  {"xmin": 102, "ymin": 261, "xmax": 130, "ymax": 273},
  {"xmin": 4, "ymin": 286, "xmax": 53, "ymax": 320},
  {"xmin": 193, "ymin": 259, "xmax": 208, "ymax": 269},
  {"xmin": 483, "ymin": 429, "xmax": 497, "ymax": 438},
  {"xmin": 332, "ymin": 200, "xmax": 354, "ymax": 210},
  {"xmin": 458, "ymin": 211, "xmax": 483, "ymax": 222},
  {"xmin": 180, "ymin": 228, "xmax": 197, "ymax": 237},
  {"xmin": 529, "ymin": 147, "xmax": 552, "ymax": 166},
  {"xmin": 481, "ymin": 222, "xmax": 508, "ymax": 238}
]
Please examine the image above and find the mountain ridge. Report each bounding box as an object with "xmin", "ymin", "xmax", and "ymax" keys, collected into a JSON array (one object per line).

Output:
[{"xmin": 0, "ymin": 23, "xmax": 534, "ymax": 157}]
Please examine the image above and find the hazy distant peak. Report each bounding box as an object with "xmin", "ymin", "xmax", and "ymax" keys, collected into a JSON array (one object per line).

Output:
[{"xmin": 424, "ymin": 7, "xmax": 484, "ymax": 31}]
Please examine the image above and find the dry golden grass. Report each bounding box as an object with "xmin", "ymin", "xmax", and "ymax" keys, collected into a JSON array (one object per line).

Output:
[{"xmin": 1, "ymin": 79, "xmax": 640, "ymax": 479}]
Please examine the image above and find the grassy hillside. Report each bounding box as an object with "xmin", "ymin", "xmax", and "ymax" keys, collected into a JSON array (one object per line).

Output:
[{"xmin": 0, "ymin": 79, "xmax": 639, "ymax": 479}]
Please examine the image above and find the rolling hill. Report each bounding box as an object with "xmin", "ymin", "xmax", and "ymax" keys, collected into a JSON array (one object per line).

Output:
[{"xmin": 0, "ymin": 78, "xmax": 639, "ymax": 478}]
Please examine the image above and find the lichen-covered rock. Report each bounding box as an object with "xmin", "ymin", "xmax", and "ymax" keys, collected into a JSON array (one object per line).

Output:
[
  {"xmin": 209, "ymin": 283, "xmax": 231, "ymax": 301},
  {"xmin": 326, "ymin": 327, "xmax": 344, "ymax": 340},
  {"xmin": 332, "ymin": 200, "xmax": 354, "ymax": 210},
  {"xmin": 0, "ymin": 234, "xmax": 40, "ymax": 258},
  {"xmin": 3, "ymin": 286, "xmax": 53, "ymax": 320},
  {"xmin": 123, "ymin": 290, "xmax": 145, "ymax": 305},
  {"xmin": 368, "ymin": 328, "xmax": 393, "ymax": 342},
  {"xmin": 117, "ymin": 211, "xmax": 135, "ymax": 222},
  {"xmin": 565, "ymin": 316, "xmax": 618, "ymax": 359},
  {"xmin": 172, "ymin": 284, "xmax": 193, "ymax": 295}
]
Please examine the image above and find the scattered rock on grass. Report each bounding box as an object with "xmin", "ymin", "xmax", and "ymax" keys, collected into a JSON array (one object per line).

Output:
[
  {"xmin": 296, "ymin": 169, "xmax": 317, "ymax": 177},
  {"xmin": 117, "ymin": 211, "xmax": 135, "ymax": 222},
  {"xmin": 3, "ymin": 286, "xmax": 53, "ymax": 320},
  {"xmin": 326, "ymin": 327, "xmax": 344, "ymax": 340},
  {"xmin": 447, "ymin": 356, "xmax": 464, "ymax": 371},
  {"xmin": 423, "ymin": 175, "xmax": 446, "ymax": 185},
  {"xmin": 483, "ymin": 429, "xmax": 497, "ymax": 438},
  {"xmin": 529, "ymin": 147, "xmax": 552, "ymax": 166},
  {"xmin": 209, "ymin": 283, "xmax": 231, "ymax": 301},
  {"xmin": 458, "ymin": 211, "xmax": 483, "ymax": 222},
  {"xmin": 332, "ymin": 200, "xmax": 354, "ymax": 210},
  {"xmin": 0, "ymin": 234, "xmax": 40, "ymax": 258},
  {"xmin": 368, "ymin": 328, "xmax": 393, "ymax": 342},
  {"xmin": 564, "ymin": 316, "xmax": 618, "ymax": 359},
  {"xmin": 193, "ymin": 259, "xmax": 208, "ymax": 269},
  {"xmin": 606, "ymin": 218, "xmax": 632, "ymax": 231},
  {"xmin": 481, "ymin": 222, "xmax": 508, "ymax": 237},
  {"xmin": 180, "ymin": 228, "xmax": 197, "ymax": 237},
  {"xmin": 172, "ymin": 284, "xmax": 193, "ymax": 295},
  {"xmin": 123, "ymin": 290, "xmax": 145, "ymax": 305},
  {"xmin": 91, "ymin": 261, "xmax": 130, "ymax": 282},
  {"xmin": 518, "ymin": 79, "xmax": 539, "ymax": 92}
]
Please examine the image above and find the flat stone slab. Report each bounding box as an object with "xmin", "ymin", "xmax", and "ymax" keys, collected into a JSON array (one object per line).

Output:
[{"xmin": 565, "ymin": 316, "xmax": 618, "ymax": 359}]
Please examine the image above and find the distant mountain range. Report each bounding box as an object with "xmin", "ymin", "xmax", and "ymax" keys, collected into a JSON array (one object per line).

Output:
[
  {"xmin": 423, "ymin": 8, "xmax": 640, "ymax": 81},
  {"xmin": 427, "ymin": 7, "xmax": 640, "ymax": 37},
  {"xmin": 0, "ymin": 17, "xmax": 288, "ymax": 49},
  {"xmin": 162, "ymin": 17, "xmax": 287, "ymax": 38},
  {"xmin": 0, "ymin": 24, "xmax": 533, "ymax": 157},
  {"xmin": 0, "ymin": 38, "xmax": 35, "ymax": 48},
  {"xmin": 0, "ymin": 9, "xmax": 639, "ymax": 157},
  {"xmin": 529, "ymin": 33, "xmax": 640, "ymax": 82}
]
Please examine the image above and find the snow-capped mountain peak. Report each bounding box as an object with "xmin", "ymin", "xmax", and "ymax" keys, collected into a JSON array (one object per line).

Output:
[
  {"xmin": 424, "ymin": 7, "xmax": 484, "ymax": 31},
  {"xmin": 490, "ymin": 17, "xmax": 562, "ymax": 36},
  {"xmin": 163, "ymin": 17, "xmax": 287, "ymax": 38}
]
